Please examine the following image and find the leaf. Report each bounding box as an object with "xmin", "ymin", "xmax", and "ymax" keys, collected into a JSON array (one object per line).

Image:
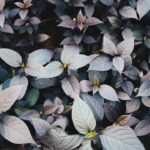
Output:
[
  {"xmin": 31, "ymin": 118, "xmax": 51, "ymax": 137},
  {"xmin": 134, "ymin": 120, "xmax": 150, "ymax": 136},
  {"xmin": 32, "ymin": 78, "xmax": 56, "ymax": 89},
  {"xmin": 72, "ymin": 97, "xmax": 96, "ymax": 134},
  {"xmin": 116, "ymin": 115, "xmax": 131, "ymax": 126},
  {"xmin": 80, "ymin": 80, "xmax": 92, "ymax": 93},
  {"xmin": 61, "ymin": 75, "xmax": 80, "ymax": 99},
  {"xmin": 84, "ymin": 17, "xmax": 102, "ymax": 27},
  {"xmin": 104, "ymin": 103, "xmax": 118, "ymax": 122},
  {"xmin": 142, "ymin": 97, "xmax": 150, "ymax": 108},
  {"xmin": 137, "ymin": 0, "xmax": 150, "ymax": 19},
  {"xmin": 79, "ymin": 140, "xmax": 93, "ymax": 150},
  {"xmin": 26, "ymin": 88, "xmax": 39, "ymax": 107},
  {"xmin": 37, "ymin": 34, "xmax": 50, "ymax": 42},
  {"xmin": 137, "ymin": 80, "xmax": 150, "ymax": 96},
  {"xmin": 61, "ymin": 44, "xmax": 80, "ymax": 64},
  {"xmin": 119, "ymin": 6, "xmax": 138, "ymax": 19},
  {"xmin": 113, "ymin": 57, "xmax": 124, "ymax": 74},
  {"xmin": 9, "ymin": 75, "xmax": 28, "ymax": 100},
  {"xmin": 0, "ymin": 48, "xmax": 22, "ymax": 67},
  {"xmin": 122, "ymin": 28, "xmax": 133, "ymax": 40},
  {"xmin": 81, "ymin": 94, "xmax": 104, "ymax": 121},
  {"xmin": 0, "ymin": 13, "xmax": 5, "ymax": 28},
  {"xmin": 28, "ymin": 49, "xmax": 53, "ymax": 65},
  {"xmin": 69, "ymin": 54, "xmax": 98, "ymax": 70},
  {"xmin": 121, "ymin": 81, "xmax": 134, "ymax": 96},
  {"xmin": 102, "ymin": 35, "xmax": 117, "ymax": 55},
  {"xmin": 118, "ymin": 92, "xmax": 131, "ymax": 100},
  {"xmin": 100, "ymin": 125, "xmax": 145, "ymax": 150},
  {"xmin": 117, "ymin": 38, "xmax": 134, "ymax": 56},
  {"xmin": 52, "ymin": 117, "xmax": 68, "ymax": 130},
  {"xmin": 19, "ymin": 10, "xmax": 28, "ymax": 20},
  {"xmin": 25, "ymin": 60, "xmax": 51, "ymax": 78},
  {"xmin": 0, "ymin": 0, "xmax": 5, "ymax": 11},
  {"xmin": 0, "ymin": 115, "xmax": 36, "ymax": 144},
  {"xmin": 84, "ymin": 4, "xmax": 94, "ymax": 17},
  {"xmin": 43, "ymin": 127, "xmax": 83, "ymax": 150},
  {"xmin": 99, "ymin": 84, "xmax": 119, "ymax": 101},
  {"xmin": 19, "ymin": 110, "xmax": 40, "ymax": 121},
  {"xmin": 123, "ymin": 66, "xmax": 140, "ymax": 80},
  {"xmin": 58, "ymin": 19, "xmax": 76, "ymax": 29},
  {"xmin": 126, "ymin": 99, "xmax": 140, "ymax": 113},
  {"xmin": 45, "ymin": 61, "xmax": 64, "ymax": 78},
  {"xmin": 88, "ymin": 55, "xmax": 112, "ymax": 71},
  {"xmin": 100, "ymin": 0, "xmax": 113, "ymax": 6},
  {"xmin": 0, "ymin": 85, "xmax": 23, "ymax": 112}
]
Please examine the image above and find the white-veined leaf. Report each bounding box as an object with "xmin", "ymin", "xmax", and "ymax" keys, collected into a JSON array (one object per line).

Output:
[
  {"xmin": 61, "ymin": 75, "xmax": 80, "ymax": 99},
  {"xmin": 0, "ymin": 115, "xmax": 36, "ymax": 144},
  {"xmin": 43, "ymin": 127, "xmax": 83, "ymax": 150},
  {"xmin": 100, "ymin": 125, "xmax": 145, "ymax": 150},
  {"xmin": 72, "ymin": 97, "xmax": 96, "ymax": 134},
  {"xmin": 99, "ymin": 84, "xmax": 119, "ymax": 101},
  {"xmin": 82, "ymin": 94, "xmax": 104, "ymax": 121}
]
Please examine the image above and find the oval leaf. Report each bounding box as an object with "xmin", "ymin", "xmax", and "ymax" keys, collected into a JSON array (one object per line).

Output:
[
  {"xmin": 100, "ymin": 125, "xmax": 145, "ymax": 150},
  {"xmin": 0, "ymin": 115, "xmax": 36, "ymax": 144},
  {"xmin": 72, "ymin": 97, "xmax": 96, "ymax": 134}
]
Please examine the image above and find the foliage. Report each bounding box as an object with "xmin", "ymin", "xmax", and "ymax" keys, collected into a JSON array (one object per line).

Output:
[{"xmin": 0, "ymin": 0, "xmax": 150, "ymax": 149}]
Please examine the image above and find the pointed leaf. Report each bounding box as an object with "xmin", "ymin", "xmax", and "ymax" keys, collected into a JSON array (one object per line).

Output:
[
  {"xmin": 137, "ymin": 0, "xmax": 150, "ymax": 19},
  {"xmin": 119, "ymin": 6, "xmax": 138, "ymax": 19},
  {"xmin": 82, "ymin": 94, "xmax": 104, "ymax": 121},
  {"xmin": 99, "ymin": 84, "xmax": 119, "ymax": 101},
  {"xmin": 100, "ymin": 125, "xmax": 145, "ymax": 150},
  {"xmin": 0, "ymin": 48, "xmax": 22, "ymax": 67},
  {"xmin": 0, "ymin": 85, "xmax": 23, "ymax": 112},
  {"xmin": 9, "ymin": 75, "xmax": 28, "ymax": 100},
  {"xmin": 0, "ymin": 115, "xmax": 36, "ymax": 144},
  {"xmin": 72, "ymin": 97, "xmax": 96, "ymax": 134},
  {"xmin": 45, "ymin": 61, "xmax": 64, "ymax": 78},
  {"xmin": 88, "ymin": 55, "xmax": 112, "ymax": 71},
  {"xmin": 113, "ymin": 57, "xmax": 124, "ymax": 74},
  {"xmin": 28, "ymin": 49, "xmax": 53, "ymax": 65},
  {"xmin": 61, "ymin": 75, "xmax": 80, "ymax": 99},
  {"xmin": 102, "ymin": 35, "xmax": 117, "ymax": 55},
  {"xmin": 31, "ymin": 118, "xmax": 51, "ymax": 137},
  {"xmin": 134, "ymin": 120, "xmax": 150, "ymax": 136},
  {"xmin": 43, "ymin": 127, "xmax": 83, "ymax": 149},
  {"xmin": 137, "ymin": 80, "xmax": 150, "ymax": 96}
]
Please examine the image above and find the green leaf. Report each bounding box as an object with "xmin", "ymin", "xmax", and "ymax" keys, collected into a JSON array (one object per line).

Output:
[{"xmin": 26, "ymin": 88, "xmax": 39, "ymax": 107}]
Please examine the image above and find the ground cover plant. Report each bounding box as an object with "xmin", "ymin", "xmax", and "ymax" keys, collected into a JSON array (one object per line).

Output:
[{"xmin": 0, "ymin": 0, "xmax": 150, "ymax": 149}]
